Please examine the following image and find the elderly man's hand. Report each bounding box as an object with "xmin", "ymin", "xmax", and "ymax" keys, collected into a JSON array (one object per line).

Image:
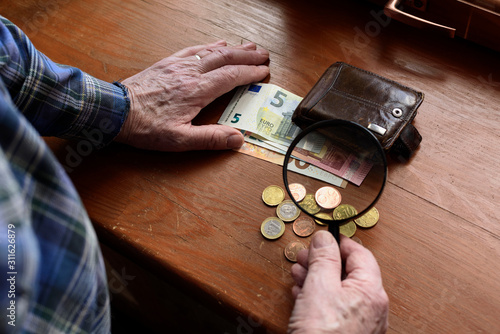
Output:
[
  {"xmin": 288, "ymin": 232, "xmax": 389, "ymax": 334},
  {"xmin": 115, "ymin": 40, "xmax": 269, "ymax": 151}
]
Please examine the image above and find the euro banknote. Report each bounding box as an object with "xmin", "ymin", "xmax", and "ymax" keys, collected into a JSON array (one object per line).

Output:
[
  {"xmin": 220, "ymin": 83, "xmax": 371, "ymax": 186},
  {"xmin": 218, "ymin": 83, "xmax": 303, "ymax": 147}
]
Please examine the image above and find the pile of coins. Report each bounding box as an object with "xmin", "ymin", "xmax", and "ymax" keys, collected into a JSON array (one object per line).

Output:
[{"xmin": 260, "ymin": 184, "xmax": 380, "ymax": 262}]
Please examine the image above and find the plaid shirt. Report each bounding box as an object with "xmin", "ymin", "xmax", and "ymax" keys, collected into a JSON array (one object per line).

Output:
[{"xmin": 0, "ymin": 16, "xmax": 129, "ymax": 333}]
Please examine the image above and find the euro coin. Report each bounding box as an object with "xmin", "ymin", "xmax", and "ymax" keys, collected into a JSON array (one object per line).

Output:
[
  {"xmin": 339, "ymin": 220, "xmax": 357, "ymax": 238},
  {"xmin": 288, "ymin": 183, "xmax": 306, "ymax": 202},
  {"xmin": 314, "ymin": 212, "xmax": 333, "ymax": 226},
  {"xmin": 299, "ymin": 194, "xmax": 321, "ymax": 215},
  {"xmin": 314, "ymin": 186, "xmax": 342, "ymax": 210},
  {"xmin": 293, "ymin": 216, "xmax": 315, "ymax": 237},
  {"xmin": 355, "ymin": 207, "xmax": 379, "ymax": 228},
  {"xmin": 260, "ymin": 217, "xmax": 285, "ymax": 240},
  {"xmin": 262, "ymin": 185, "xmax": 285, "ymax": 206},
  {"xmin": 332, "ymin": 204, "xmax": 358, "ymax": 221},
  {"xmin": 276, "ymin": 200, "xmax": 300, "ymax": 222},
  {"xmin": 284, "ymin": 241, "xmax": 307, "ymax": 262}
]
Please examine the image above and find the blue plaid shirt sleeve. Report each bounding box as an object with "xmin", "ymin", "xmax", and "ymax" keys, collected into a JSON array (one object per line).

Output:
[{"xmin": 0, "ymin": 16, "xmax": 119, "ymax": 333}]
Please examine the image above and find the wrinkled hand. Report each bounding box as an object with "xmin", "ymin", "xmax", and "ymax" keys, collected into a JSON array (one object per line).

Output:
[
  {"xmin": 288, "ymin": 232, "xmax": 389, "ymax": 334},
  {"xmin": 115, "ymin": 40, "xmax": 270, "ymax": 151}
]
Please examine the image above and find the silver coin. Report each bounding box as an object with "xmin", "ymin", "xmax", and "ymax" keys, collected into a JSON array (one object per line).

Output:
[
  {"xmin": 261, "ymin": 217, "xmax": 285, "ymax": 239},
  {"xmin": 276, "ymin": 200, "xmax": 300, "ymax": 222}
]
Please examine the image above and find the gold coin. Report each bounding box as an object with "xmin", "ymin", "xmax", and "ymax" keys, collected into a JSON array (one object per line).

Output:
[
  {"xmin": 299, "ymin": 194, "xmax": 321, "ymax": 215},
  {"xmin": 260, "ymin": 217, "xmax": 285, "ymax": 240},
  {"xmin": 276, "ymin": 200, "xmax": 300, "ymax": 222},
  {"xmin": 339, "ymin": 220, "xmax": 357, "ymax": 238},
  {"xmin": 354, "ymin": 207, "xmax": 379, "ymax": 228},
  {"xmin": 293, "ymin": 216, "xmax": 315, "ymax": 237},
  {"xmin": 284, "ymin": 241, "xmax": 307, "ymax": 262},
  {"xmin": 314, "ymin": 212, "xmax": 333, "ymax": 226},
  {"xmin": 332, "ymin": 204, "xmax": 358, "ymax": 221},
  {"xmin": 262, "ymin": 185, "xmax": 285, "ymax": 206}
]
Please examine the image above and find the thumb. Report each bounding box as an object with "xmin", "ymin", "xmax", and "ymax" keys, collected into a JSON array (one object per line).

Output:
[
  {"xmin": 306, "ymin": 231, "xmax": 343, "ymax": 287},
  {"xmin": 185, "ymin": 124, "xmax": 244, "ymax": 150}
]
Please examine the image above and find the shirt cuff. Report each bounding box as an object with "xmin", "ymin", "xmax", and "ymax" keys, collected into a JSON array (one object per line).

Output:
[{"xmin": 59, "ymin": 75, "xmax": 130, "ymax": 149}]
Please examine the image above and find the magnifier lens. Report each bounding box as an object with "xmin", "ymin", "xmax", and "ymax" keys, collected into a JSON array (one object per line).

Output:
[{"xmin": 283, "ymin": 120, "xmax": 387, "ymax": 241}]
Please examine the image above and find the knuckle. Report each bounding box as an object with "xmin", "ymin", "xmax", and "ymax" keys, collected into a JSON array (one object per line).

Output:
[
  {"xmin": 308, "ymin": 249, "xmax": 341, "ymax": 268},
  {"xmin": 204, "ymin": 129, "xmax": 224, "ymax": 150},
  {"xmin": 220, "ymin": 66, "xmax": 242, "ymax": 81},
  {"xmin": 213, "ymin": 48, "xmax": 234, "ymax": 63}
]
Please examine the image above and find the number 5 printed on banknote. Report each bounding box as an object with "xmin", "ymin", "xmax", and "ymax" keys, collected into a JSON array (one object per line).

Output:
[{"xmin": 218, "ymin": 84, "xmax": 303, "ymax": 147}]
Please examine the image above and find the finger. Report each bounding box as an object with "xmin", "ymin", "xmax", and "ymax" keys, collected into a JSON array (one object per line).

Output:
[
  {"xmin": 194, "ymin": 64, "xmax": 269, "ymax": 107},
  {"xmin": 291, "ymin": 263, "xmax": 308, "ymax": 287},
  {"xmin": 190, "ymin": 64, "xmax": 269, "ymax": 109},
  {"xmin": 171, "ymin": 40, "xmax": 227, "ymax": 58},
  {"xmin": 199, "ymin": 47, "xmax": 269, "ymax": 73},
  {"xmin": 179, "ymin": 124, "xmax": 244, "ymax": 151},
  {"xmin": 234, "ymin": 42, "xmax": 258, "ymax": 50},
  {"xmin": 291, "ymin": 285, "xmax": 302, "ymax": 299},
  {"xmin": 339, "ymin": 235, "xmax": 383, "ymax": 284},
  {"xmin": 195, "ymin": 42, "xmax": 258, "ymax": 59},
  {"xmin": 295, "ymin": 248, "xmax": 309, "ymax": 269},
  {"xmin": 304, "ymin": 231, "xmax": 343, "ymax": 288}
]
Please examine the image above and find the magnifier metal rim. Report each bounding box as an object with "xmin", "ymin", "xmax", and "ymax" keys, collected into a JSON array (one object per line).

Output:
[{"xmin": 282, "ymin": 119, "xmax": 388, "ymax": 226}]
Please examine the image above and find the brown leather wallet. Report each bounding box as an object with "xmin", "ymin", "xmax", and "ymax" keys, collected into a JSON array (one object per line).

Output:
[{"xmin": 292, "ymin": 62, "xmax": 424, "ymax": 161}]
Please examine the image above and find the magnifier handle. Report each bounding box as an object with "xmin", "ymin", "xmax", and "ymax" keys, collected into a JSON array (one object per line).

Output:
[{"xmin": 328, "ymin": 223, "xmax": 340, "ymax": 244}]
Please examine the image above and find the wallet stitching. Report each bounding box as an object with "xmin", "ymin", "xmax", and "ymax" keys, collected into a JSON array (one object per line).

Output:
[
  {"xmin": 343, "ymin": 62, "xmax": 424, "ymax": 96},
  {"xmin": 327, "ymin": 88, "xmax": 411, "ymax": 119},
  {"xmin": 307, "ymin": 63, "xmax": 345, "ymax": 113}
]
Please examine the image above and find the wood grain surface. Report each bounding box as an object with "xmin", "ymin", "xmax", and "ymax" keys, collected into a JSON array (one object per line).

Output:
[{"xmin": 3, "ymin": 0, "xmax": 500, "ymax": 332}]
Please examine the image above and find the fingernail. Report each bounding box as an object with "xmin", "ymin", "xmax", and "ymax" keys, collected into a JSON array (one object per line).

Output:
[
  {"xmin": 257, "ymin": 49, "xmax": 269, "ymax": 56},
  {"xmin": 227, "ymin": 134, "xmax": 244, "ymax": 149},
  {"xmin": 312, "ymin": 231, "xmax": 334, "ymax": 249}
]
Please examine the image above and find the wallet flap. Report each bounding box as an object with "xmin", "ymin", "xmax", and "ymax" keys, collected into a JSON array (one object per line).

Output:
[{"xmin": 293, "ymin": 62, "xmax": 424, "ymax": 150}]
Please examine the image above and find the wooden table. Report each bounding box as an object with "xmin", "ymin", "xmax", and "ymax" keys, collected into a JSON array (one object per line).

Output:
[{"xmin": 4, "ymin": 0, "xmax": 500, "ymax": 332}]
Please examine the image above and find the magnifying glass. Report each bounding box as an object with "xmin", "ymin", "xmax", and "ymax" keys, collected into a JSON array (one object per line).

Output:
[{"xmin": 282, "ymin": 119, "xmax": 387, "ymax": 243}]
